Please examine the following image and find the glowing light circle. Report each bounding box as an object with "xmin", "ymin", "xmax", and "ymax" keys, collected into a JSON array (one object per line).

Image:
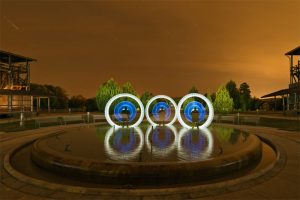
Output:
[
  {"xmin": 177, "ymin": 93, "xmax": 214, "ymax": 129},
  {"xmin": 145, "ymin": 125, "xmax": 178, "ymax": 157},
  {"xmin": 104, "ymin": 127, "xmax": 144, "ymax": 161},
  {"xmin": 145, "ymin": 95, "xmax": 177, "ymax": 126},
  {"xmin": 105, "ymin": 93, "xmax": 144, "ymax": 128},
  {"xmin": 177, "ymin": 128, "xmax": 213, "ymax": 161}
]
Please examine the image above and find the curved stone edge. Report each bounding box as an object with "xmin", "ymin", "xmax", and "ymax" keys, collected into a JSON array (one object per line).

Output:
[
  {"xmin": 30, "ymin": 134, "xmax": 262, "ymax": 183},
  {"xmin": 3, "ymin": 133, "xmax": 286, "ymax": 197}
]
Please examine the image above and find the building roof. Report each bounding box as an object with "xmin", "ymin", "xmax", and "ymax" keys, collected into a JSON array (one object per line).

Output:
[
  {"xmin": 0, "ymin": 50, "xmax": 37, "ymax": 63},
  {"xmin": 261, "ymin": 89, "xmax": 289, "ymax": 98},
  {"xmin": 285, "ymin": 46, "xmax": 300, "ymax": 56},
  {"xmin": 261, "ymin": 87, "xmax": 300, "ymax": 98},
  {"xmin": 0, "ymin": 89, "xmax": 50, "ymax": 97}
]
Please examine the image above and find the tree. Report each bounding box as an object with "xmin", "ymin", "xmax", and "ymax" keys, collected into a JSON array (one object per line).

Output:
[
  {"xmin": 188, "ymin": 86, "xmax": 198, "ymax": 93},
  {"xmin": 69, "ymin": 95, "xmax": 86, "ymax": 109},
  {"xmin": 121, "ymin": 81, "xmax": 139, "ymax": 108},
  {"xmin": 86, "ymin": 98, "xmax": 98, "ymax": 112},
  {"xmin": 213, "ymin": 85, "xmax": 234, "ymax": 114},
  {"xmin": 122, "ymin": 82, "xmax": 137, "ymax": 95},
  {"xmin": 51, "ymin": 86, "xmax": 69, "ymax": 108},
  {"xmin": 96, "ymin": 78, "xmax": 121, "ymax": 112},
  {"xmin": 173, "ymin": 97, "xmax": 181, "ymax": 104},
  {"xmin": 210, "ymin": 92, "xmax": 216, "ymax": 102},
  {"xmin": 30, "ymin": 83, "xmax": 68, "ymax": 109},
  {"xmin": 140, "ymin": 91, "xmax": 153, "ymax": 106},
  {"xmin": 205, "ymin": 93, "xmax": 213, "ymax": 110},
  {"xmin": 225, "ymin": 80, "xmax": 240, "ymax": 110},
  {"xmin": 239, "ymin": 82, "xmax": 251, "ymax": 111},
  {"xmin": 250, "ymin": 97, "xmax": 262, "ymax": 111},
  {"xmin": 182, "ymin": 86, "xmax": 199, "ymax": 109}
]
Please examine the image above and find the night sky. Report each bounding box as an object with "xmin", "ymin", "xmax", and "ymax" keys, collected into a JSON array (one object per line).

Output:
[{"xmin": 1, "ymin": 0, "xmax": 299, "ymax": 98}]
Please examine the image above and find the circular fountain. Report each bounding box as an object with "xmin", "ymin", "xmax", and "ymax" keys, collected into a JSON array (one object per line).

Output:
[
  {"xmin": 29, "ymin": 125, "xmax": 262, "ymax": 185},
  {"xmin": 4, "ymin": 93, "xmax": 280, "ymax": 197}
]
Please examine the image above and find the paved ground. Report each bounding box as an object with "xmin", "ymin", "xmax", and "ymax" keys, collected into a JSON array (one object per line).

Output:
[
  {"xmin": 0, "ymin": 123, "xmax": 299, "ymax": 200},
  {"xmin": 213, "ymin": 124, "xmax": 300, "ymax": 200}
]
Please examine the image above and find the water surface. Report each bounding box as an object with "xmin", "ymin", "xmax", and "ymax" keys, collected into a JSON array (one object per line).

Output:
[{"xmin": 44, "ymin": 124, "xmax": 253, "ymax": 162}]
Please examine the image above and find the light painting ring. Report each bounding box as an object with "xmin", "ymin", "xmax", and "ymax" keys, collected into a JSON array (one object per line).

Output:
[
  {"xmin": 176, "ymin": 93, "xmax": 214, "ymax": 129},
  {"xmin": 105, "ymin": 93, "xmax": 144, "ymax": 128},
  {"xmin": 145, "ymin": 95, "xmax": 177, "ymax": 126}
]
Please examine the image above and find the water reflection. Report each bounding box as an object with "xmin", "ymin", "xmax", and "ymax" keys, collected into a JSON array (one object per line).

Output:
[
  {"xmin": 45, "ymin": 125, "xmax": 254, "ymax": 163},
  {"xmin": 177, "ymin": 128, "xmax": 213, "ymax": 161},
  {"xmin": 145, "ymin": 125, "xmax": 178, "ymax": 157},
  {"xmin": 214, "ymin": 126, "xmax": 249, "ymax": 144},
  {"xmin": 104, "ymin": 127, "xmax": 143, "ymax": 161},
  {"xmin": 104, "ymin": 126, "xmax": 215, "ymax": 162},
  {"xmin": 214, "ymin": 126, "xmax": 234, "ymax": 143}
]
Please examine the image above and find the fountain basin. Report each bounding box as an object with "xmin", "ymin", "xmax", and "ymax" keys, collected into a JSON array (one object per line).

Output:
[{"xmin": 30, "ymin": 125, "xmax": 262, "ymax": 185}]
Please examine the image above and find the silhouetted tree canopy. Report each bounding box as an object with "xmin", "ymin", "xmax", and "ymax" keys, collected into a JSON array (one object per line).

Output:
[
  {"xmin": 30, "ymin": 83, "xmax": 68, "ymax": 109},
  {"xmin": 121, "ymin": 81, "xmax": 139, "ymax": 107},
  {"xmin": 205, "ymin": 93, "xmax": 213, "ymax": 110},
  {"xmin": 30, "ymin": 79, "xmax": 261, "ymax": 113},
  {"xmin": 86, "ymin": 98, "xmax": 98, "ymax": 112},
  {"xmin": 225, "ymin": 80, "xmax": 240, "ymax": 109},
  {"xmin": 140, "ymin": 91, "xmax": 153, "ymax": 106},
  {"xmin": 181, "ymin": 86, "xmax": 200, "ymax": 109},
  {"xmin": 188, "ymin": 86, "xmax": 198, "ymax": 94},
  {"xmin": 69, "ymin": 95, "xmax": 86, "ymax": 109},
  {"xmin": 239, "ymin": 82, "xmax": 251, "ymax": 111},
  {"xmin": 250, "ymin": 96, "xmax": 262, "ymax": 110},
  {"xmin": 122, "ymin": 82, "xmax": 137, "ymax": 96}
]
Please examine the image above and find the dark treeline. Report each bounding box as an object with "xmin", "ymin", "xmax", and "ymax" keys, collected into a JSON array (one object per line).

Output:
[
  {"xmin": 225, "ymin": 80, "xmax": 261, "ymax": 111},
  {"xmin": 31, "ymin": 79, "xmax": 263, "ymax": 113},
  {"xmin": 30, "ymin": 83, "xmax": 98, "ymax": 112}
]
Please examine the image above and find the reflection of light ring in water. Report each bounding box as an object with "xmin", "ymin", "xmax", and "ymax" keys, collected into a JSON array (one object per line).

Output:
[
  {"xmin": 182, "ymin": 131, "xmax": 205, "ymax": 153},
  {"xmin": 177, "ymin": 128, "xmax": 213, "ymax": 161},
  {"xmin": 114, "ymin": 101, "xmax": 137, "ymax": 122},
  {"xmin": 145, "ymin": 95, "xmax": 177, "ymax": 126},
  {"xmin": 152, "ymin": 128, "xmax": 171, "ymax": 148},
  {"xmin": 184, "ymin": 101, "xmax": 206, "ymax": 123},
  {"xmin": 105, "ymin": 93, "xmax": 144, "ymax": 128},
  {"xmin": 113, "ymin": 129, "xmax": 136, "ymax": 153},
  {"xmin": 177, "ymin": 93, "xmax": 214, "ymax": 129},
  {"xmin": 145, "ymin": 125, "xmax": 178, "ymax": 157},
  {"xmin": 104, "ymin": 127, "xmax": 143, "ymax": 161},
  {"xmin": 152, "ymin": 102, "xmax": 171, "ymax": 121}
]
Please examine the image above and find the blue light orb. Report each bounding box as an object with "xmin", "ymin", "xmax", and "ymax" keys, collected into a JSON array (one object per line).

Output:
[
  {"xmin": 114, "ymin": 101, "xmax": 137, "ymax": 122},
  {"xmin": 184, "ymin": 101, "xmax": 206, "ymax": 123},
  {"xmin": 152, "ymin": 102, "xmax": 171, "ymax": 121}
]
